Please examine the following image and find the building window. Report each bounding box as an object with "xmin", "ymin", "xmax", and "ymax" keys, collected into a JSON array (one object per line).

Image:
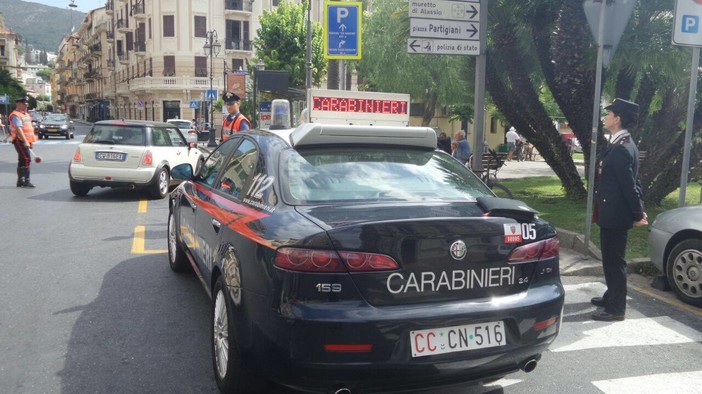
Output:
[
  {"xmin": 195, "ymin": 56, "xmax": 207, "ymax": 77},
  {"xmin": 163, "ymin": 15, "xmax": 175, "ymax": 37},
  {"xmin": 194, "ymin": 16, "xmax": 206, "ymax": 38},
  {"xmin": 232, "ymin": 58, "xmax": 244, "ymax": 71},
  {"xmin": 163, "ymin": 56, "xmax": 175, "ymax": 76},
  {"xmin": 226, "ymin": 20, "xmax": 251, "ymax": 50},
  {"xmin": 0, "ymin": 45, "xmax": 4, "ymax": 57},
  {"xmin": 126, "ymin": 32, "xmax": 133, "ymax": 51},
  {"xmin": 148, "ymin": 18, "xmax": 152, "ymax": 39}
]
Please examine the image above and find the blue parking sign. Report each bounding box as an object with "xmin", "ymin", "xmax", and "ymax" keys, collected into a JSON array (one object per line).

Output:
[
  {"xmin": 324, "ymin": 1, "xmax": 362, "ymax": 60},
  {"xmin": 683, "ymin": 15, "xmax": 699, "ymax": 33}
]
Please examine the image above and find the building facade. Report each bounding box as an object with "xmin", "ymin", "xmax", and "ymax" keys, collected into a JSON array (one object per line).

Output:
[
  {"xmin": 53, "ymin": 0, "xmax": 282, "ymax": 123},
  {"xmin": 0, "ymin": 12, "xmax": 21, "ymax": 81}
]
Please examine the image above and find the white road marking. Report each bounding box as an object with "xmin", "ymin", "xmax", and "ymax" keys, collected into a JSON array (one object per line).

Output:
[{"xmin": 593, "ymin": 371, "xmax": 702, "ymax": 393}]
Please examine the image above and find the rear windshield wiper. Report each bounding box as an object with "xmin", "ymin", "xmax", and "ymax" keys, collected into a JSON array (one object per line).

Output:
[{"xmin": 93, "ymin": 139, "xmax": 116, "ymax": 144}]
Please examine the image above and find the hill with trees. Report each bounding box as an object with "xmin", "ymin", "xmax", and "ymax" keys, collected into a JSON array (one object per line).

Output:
[{"xmin": 0, "ymin": 0, "xmax": 86, "ymax": 52}]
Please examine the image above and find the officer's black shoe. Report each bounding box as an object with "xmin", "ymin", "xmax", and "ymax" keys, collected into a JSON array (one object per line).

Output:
[
  {"xmin": 16, "ymin": 168, "xmax": 24, "ymax": 187},
  {"xmin": 22, "ymin": 168, "xmax": 35, "ymax": 188},
  {"xmin": 591, "ymin": 311, "xmax": 625, "ymax": 322},
  {"xmin": 590, "ymin": 297, "xmax": 607, "ymax": 307}
]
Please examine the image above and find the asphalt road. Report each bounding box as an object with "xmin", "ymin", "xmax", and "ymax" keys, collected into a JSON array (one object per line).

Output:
[{"xmin": 1, "ymin": 126, "xmax": 700, "ymax": 393}]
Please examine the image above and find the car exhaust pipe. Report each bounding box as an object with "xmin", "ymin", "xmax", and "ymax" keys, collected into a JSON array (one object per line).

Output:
[
  {"xmin": 519, "ymin": 357, "xmax": 538, "ymax": 373},
  {"xmin": 129, "ymin": 184, "xmax": 136, "ymax": 189},
  {"xmin": 331, "ymin": 387, "xmax": 353, "ymax": 394}
]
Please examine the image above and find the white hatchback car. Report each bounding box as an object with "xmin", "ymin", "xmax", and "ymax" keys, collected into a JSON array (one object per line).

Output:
[{"xmin": 68, "ymin": 120, "xmax": 204, "ymax": 198}]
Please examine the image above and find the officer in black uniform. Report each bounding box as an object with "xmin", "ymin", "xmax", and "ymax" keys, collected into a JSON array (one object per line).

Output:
[{"xmin": 591, "ymin": 98, "xmax": 648, "ymax": 322}]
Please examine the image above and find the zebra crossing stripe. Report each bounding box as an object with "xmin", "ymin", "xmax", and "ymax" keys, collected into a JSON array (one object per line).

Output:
[
  {"xmin": 555, "ymin": 283, "xmax": 702, "ymax": 352},
  {"xmin": 552, "ymin": 316, "xmax": 702, "ymax": 352},
  {"xmin": 593, "ymin": 371, "xmax": 702, "ymax": 393}
]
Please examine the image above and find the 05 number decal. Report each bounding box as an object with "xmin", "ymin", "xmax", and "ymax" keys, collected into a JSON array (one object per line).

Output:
[{"xmin": 521, "ymin": 223, "xmax": 536, "ymax": 240}]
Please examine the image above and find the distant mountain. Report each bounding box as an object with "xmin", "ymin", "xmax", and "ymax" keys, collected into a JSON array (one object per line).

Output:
[{"xmin": 0, "ymin": 0, "xmax": 87, "ymax": 52}]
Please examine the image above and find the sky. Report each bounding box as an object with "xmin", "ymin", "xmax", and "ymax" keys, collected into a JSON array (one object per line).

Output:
[{"xmin": 29, "ymin": 0, "xmax": 107, "ymax": 13}]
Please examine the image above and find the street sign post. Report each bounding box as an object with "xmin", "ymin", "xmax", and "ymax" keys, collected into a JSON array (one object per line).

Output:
[
  {"xmin": 206, "ymin": 89, "xmax": 218, "ymax": 102},
  {"xmin": 673, "ymin": 0, "xmax": 702, "ymax": 207},
  {"xmin": 409, "ymin": 0, "xmax": 479, "ymax": 21},
  {"xmin": 407, "ymin": 0, "xmax": 480, "ymax": 56},
  {"xmin": 324, "ymin": 1, "xmax": 362, "ymax": 60},
  {"xmin": 674, "ymin": 0, "xmax": 702, "ymax": 46}
]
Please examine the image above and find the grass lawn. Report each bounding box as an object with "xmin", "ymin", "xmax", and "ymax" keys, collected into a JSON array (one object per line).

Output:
[{"xmin": 500, "ymin": 177, "xmax": 702, "ymax": 259}]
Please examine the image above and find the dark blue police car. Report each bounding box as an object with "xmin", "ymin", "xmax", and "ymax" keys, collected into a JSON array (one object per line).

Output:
[{"xmin": 167, "ymin": 124, "xmax": 564, "ymax": 393}]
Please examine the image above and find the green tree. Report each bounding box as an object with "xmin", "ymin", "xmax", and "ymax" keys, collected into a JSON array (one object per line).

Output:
[
  {"xmin": 253, "ymin": 0, "xmax": 326, "ymax": 89},
  {"xmin": 36, "ymin": 68, "xmax": 52, "ymax": 82},
  {"xmin": 359, "ymin": 0, "xmax": 473, "ymax": 126},
  {"xmin": 0, "ymin": 67, "xmax": 26, "ymax": 113}
]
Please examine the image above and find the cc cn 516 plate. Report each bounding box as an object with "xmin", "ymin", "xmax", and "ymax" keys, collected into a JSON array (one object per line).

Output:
[{"xmin": 410, "ymin": 320, "xmax": 506, "ymax": 357}]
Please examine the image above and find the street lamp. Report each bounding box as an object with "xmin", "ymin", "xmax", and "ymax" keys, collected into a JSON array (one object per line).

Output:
[
  {"xmin": 252, "ymin": 59, "xmax": 265, "ymax": 128},
  {"xmin": 203, "ymin": 30, "xmax": 221, "ymax": 147}
]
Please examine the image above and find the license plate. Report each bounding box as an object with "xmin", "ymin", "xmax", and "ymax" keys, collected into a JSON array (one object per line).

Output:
[
  {"xmin": 410, "ymin": 320, "xmax": 506, "ymax": 357},
  {"xmin": 95, "ymin": 152, "xmax": 126, "ymax": 161}
]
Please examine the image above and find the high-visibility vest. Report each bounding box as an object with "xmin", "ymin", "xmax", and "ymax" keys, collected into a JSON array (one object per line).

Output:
[
  {"xmin": 221, "ymin": 113, "xmax": 250, "ymax": 141},
  {"xmin": 9, "ymin": 110, "xmax": 36, "ymax": 143}
]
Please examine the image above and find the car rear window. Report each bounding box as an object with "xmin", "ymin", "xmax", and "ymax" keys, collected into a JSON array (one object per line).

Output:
[
  {"xmin": 168, "ymin": 121, "xmax": 192, "ymax": 129},
  {"xmin": 281, "ymin": 147, "xmax": 492, "ymax": 204},
  {"xmin": 84, "ymin": 125, "xmax": 146, "ymax": 146}
]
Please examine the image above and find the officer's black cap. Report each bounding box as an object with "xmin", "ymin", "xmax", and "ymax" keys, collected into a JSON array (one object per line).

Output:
[
  {"xmin": 605, "ymin": 98, "xmax": 639, "ymax": 120},
  {"xmin": 223, "ymin": 92, "xmax": 241, "ymax": 104},
  {"xmin": 15, "ymin": 96, "xmax": 28, "ymax": 103}
]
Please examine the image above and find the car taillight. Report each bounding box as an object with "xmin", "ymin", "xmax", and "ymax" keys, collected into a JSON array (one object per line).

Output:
[
  {"xmin": 73, "ymin": 147, "xmax": 81, "ymax": 162},
  {"xmin": 274, "ymin": 248, "xmax": 399, "ymax": 273},
  {"xmin": 507, "ymin": 237, "xmax": 559, "ymax": 264},
  {"xmin": 142, "ymin": 150, "xmax": 153, "ymax": 166}
]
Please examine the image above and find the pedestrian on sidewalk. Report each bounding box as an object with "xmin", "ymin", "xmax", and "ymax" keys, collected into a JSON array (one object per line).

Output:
[
  {"xmin": 506, "ymin": 126, "xmax": 519, "ymax": 161},
  {"xmin": 590, "ymin": 98, "xmax": 648, "ymax": 322},
  {"xmin": 451, "ymin": 130, "xmax": 472, "ymax": 166}
]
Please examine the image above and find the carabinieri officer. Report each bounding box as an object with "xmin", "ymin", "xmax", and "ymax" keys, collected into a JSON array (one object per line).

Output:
[{"xmin": 591, "ymin": 98, "xmax": 648, "ymax": 322}]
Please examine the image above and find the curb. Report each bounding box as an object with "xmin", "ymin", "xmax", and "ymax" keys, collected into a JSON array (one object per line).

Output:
[{"xmin": 557, "ymin": 227, "xmax": 660, "ymax": 277}]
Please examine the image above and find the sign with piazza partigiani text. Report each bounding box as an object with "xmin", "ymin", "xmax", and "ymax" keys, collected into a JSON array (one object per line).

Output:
[{"xmin": 408, "ymin": 0, "xmax": 481, "ymax": 56}]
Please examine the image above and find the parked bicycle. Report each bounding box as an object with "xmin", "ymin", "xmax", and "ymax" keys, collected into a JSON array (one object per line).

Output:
[{"xmin": 469, "ymin": 149, "xmax": 514, "ymax": 199}]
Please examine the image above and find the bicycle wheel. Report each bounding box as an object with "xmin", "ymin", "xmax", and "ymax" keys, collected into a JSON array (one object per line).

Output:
[{"xmin": 489, "ymin": 182, "xmax": 513, "ymax": 199}]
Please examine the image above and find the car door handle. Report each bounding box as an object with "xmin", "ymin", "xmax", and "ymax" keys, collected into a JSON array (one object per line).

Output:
[{"xmin": 211, "ymin": 218, "xmax": 221, "ymax": 232}]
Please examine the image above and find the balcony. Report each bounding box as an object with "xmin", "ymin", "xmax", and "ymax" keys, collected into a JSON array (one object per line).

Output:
[
  {"xmin": 85, "ymin": 70, "xmax": 102, "ymax": 81},
  {"xmin": 130, "ymin": 75, "xmax": 217, "ymax": 92},
  {"xmin": 118, "ymin": 52, "xmax": 129, "ymax": 64},
  {"xmin": 116, "ymin": 19, "xmax": 129, "ymax": 34},
  {"xmin": 226, "ymin": 39, "xmax": 252, "ymax": 51},
  {"xmin": 90, "ymin": 43, "xmax": 102, "ymax": 57},
  {"xmin": 106, "ymin": 29, "xmax": 114, "ymax": 42},
  {"xmin": 133, "ymin": 41, "xmax": 146, "ymax": 56},
  {"xmin": 225, "ymin": 0, "xmax": 253, "ymax": 13},
  {"xmin": 105, "ymin": 1, "xmax": 113, "ymax": 15},
  {"xmin": 107, "ymin": 59, "xmax": 115, "ymax": 70},
  {"xmin": 132, "ymin": 1, "xmax": 146, "ymax": 19},
  {"xmin": 85, "ymin": 92, "xmax": 100, "ymax": 101}
]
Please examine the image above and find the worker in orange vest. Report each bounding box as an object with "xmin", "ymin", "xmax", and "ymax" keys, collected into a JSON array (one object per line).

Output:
[
  {"xmin": 9, "ymin": 97, "xmax": 37, "ymax": 188},
  {"xmin": 220, "ymin": 92, "xmax": 250, "ymax": 142}
]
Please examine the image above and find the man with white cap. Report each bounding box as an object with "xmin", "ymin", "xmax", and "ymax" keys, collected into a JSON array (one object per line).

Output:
[{"xmin": 9, "ymin": 97, "xmax": 37, "ymax": 188}]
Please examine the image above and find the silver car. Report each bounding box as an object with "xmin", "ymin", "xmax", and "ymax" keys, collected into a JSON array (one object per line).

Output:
[
  {"xmin": 648, "ymin": 205, "xmax": 702, "ymax": 306},
  {"xmin": 68, "ymin": 120, "xmax": 204, "ymax": 199}
]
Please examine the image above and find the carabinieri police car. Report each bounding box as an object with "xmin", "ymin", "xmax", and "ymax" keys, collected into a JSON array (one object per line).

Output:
[{"xmin": 167, "ymin": 122, "xmax": 564, "ymax": 393}]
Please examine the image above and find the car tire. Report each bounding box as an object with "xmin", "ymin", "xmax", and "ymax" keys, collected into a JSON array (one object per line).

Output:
[
  {"xmin": 212, "ymin": 276, "xmax": 265, "ymax": 393},
  {"xmin": 167, "ymin": 210, "xmax": 190, "ymax": 272},
  {"xmin": 70, "ymin": 180, "xmax": 91, "ymax": 197},
  {"xmin": 150, "ymin": 167, "xmax": 170, "ymax": 199},
  {"xmin": 65, "ymin": 132, "xmax": 70, "ymax": 140},
  {"xmin": 666, "ymin": 239, "xmax": 702, "ymax": 307}
]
